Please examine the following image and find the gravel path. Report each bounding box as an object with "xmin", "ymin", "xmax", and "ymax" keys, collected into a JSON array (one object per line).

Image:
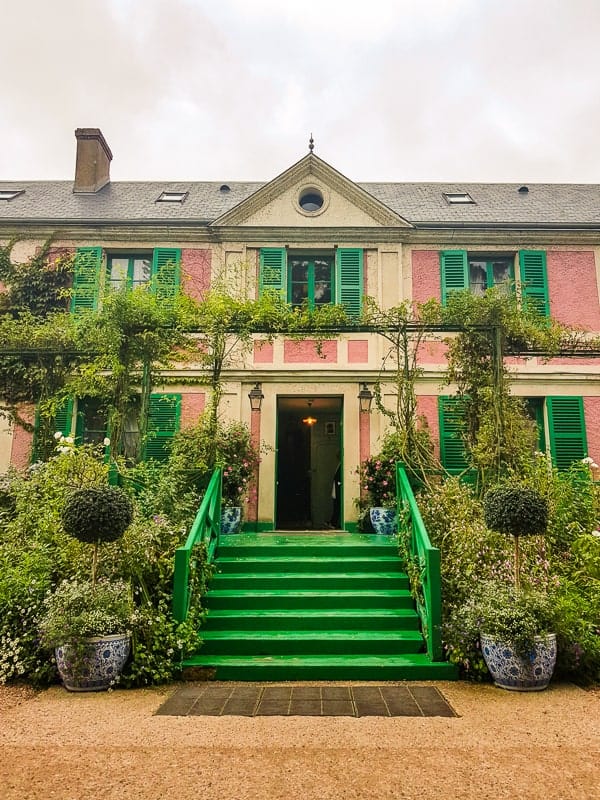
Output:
[{"xmin": 1, "ymin": 681, "xmax": 598, "ymax": 800}]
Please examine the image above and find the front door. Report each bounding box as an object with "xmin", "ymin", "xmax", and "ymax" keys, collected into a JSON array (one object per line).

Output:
[{"xmin": 275, "ymin": 396, "xmax": 343, "ymax": 530}]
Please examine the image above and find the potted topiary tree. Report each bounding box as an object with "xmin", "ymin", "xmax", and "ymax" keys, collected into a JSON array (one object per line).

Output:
[
  {"xmin": 479, "ymin": 485, "xmax": 557, "ymax": 690},
  {"xmin": 39, "ymin": 485, "xmax": 135, "ymax": 691}
]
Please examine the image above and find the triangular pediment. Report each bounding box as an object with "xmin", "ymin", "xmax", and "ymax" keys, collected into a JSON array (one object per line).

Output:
[{"xmin": 211, "ymin": 153, "xmax": 412, "ymax": 228}]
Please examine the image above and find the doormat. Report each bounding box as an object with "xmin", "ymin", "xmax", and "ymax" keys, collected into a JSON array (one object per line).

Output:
[{"xmin": 155, "ymin": 684, "xmax": 458, "ymax": 717}]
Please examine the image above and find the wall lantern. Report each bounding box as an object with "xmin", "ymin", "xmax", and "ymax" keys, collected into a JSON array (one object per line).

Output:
[
  {"xmin": 248, "ymin": 382, "xmax": 264, "ymax": 412},
  {"xmin": 302, "ymin": 398, "xmax": 317, "ymax": 426},
  {"xmin": 358, "ymin": 383, "xmax": 373, "ymax": 413}
]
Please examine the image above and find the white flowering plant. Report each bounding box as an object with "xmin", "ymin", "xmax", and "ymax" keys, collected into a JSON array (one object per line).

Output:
[{"xmin": 39, "ymin": 578, "xmax": 134, "ymax": 650}]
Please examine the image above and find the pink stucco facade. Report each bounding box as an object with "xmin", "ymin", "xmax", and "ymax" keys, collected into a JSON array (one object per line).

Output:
[
  {"xmin": 283, "ymin": 340, "xmax": 338, "ymax": 363},
  {"xmin": 584, "ymin": 397, "xmax": 600, "ymax": 463},
  {"xmin": 181, "ymin": 249, "xmax": 211, "ymax": 302},
  {"xmin": 412, "ymin": 250, "xmax": 441, "ymax": 304},
  {"xmin": 254, "ymin": 341, "xmax": 274, "ymax": 363},
  {"xmin": 180, "ymin": 393, "xmax": 206, "ymax": 428},
  {"xmin": 10, "ymin": 405, "xmax": 35, "ymax": 469},
  {"xmin": 348, "ymin": 340, "xmax": 368, "ymax": 363},
  {"xmin": 416, "ymin": 396, "xmax": 440, "ymax": 459},
  {"xmin": 547, "ymin": 251, "xmax": 600, "ymax": 329}
]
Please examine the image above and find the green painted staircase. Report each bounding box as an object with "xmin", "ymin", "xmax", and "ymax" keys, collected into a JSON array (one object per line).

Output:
[{"xmin": 182, "ymin": 533, "xmax": 457, "ymax": 681}]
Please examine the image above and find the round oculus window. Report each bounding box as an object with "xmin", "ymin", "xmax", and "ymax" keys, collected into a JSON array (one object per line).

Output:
[{"xmin": 299, "ymin": 189, "xmax": 324, "ymax": 213}]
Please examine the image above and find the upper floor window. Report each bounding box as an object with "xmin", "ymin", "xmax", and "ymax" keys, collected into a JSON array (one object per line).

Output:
[
  {"xmin": 440, "ymin": 249, "xmax": 549, "ymax": 316},
  {"xmin": 258, "ymin": 247, "xmax": 363, "ymax": 317},
  {"xmin": 288, "ymin": 255, "xmax": 334, "ymax": 308},
  {"xmin": 71, "ymin": 247, "xmax": 181, "ymax": 314},
  {"xmin": 108, "ymin": 254, "xmax": 152, "ymax": 291},
  {"xmin": 468, "ymin": 257, "xmax": 513, "ymax": 296}
]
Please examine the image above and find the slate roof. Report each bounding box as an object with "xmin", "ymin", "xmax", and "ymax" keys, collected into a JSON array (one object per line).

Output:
[{"xmin": 0, "ymin": 179, "xmax": 599, "ymax": 227}]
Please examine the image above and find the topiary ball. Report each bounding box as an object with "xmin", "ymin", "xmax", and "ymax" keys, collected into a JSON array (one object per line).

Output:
[
  {"xmin": 62, "ymin": 486, "xmax": 134, "ymax": 544},
  {"xmin": 483, "ymin": 486, "xmax": 548, "ymax": 538}
]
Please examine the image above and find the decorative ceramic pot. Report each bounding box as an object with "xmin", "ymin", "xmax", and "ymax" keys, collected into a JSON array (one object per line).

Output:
[
  {"xmin": 369, "ymin": 507, "xmax": 397, "ymax": 536},
  {"xmin": 221, "ymin": 506, "xmax": 242, "ymax": 534},
  {"xmin": 55, "ymin": 633, "xmax": 131, "ymax": 692},
  {"xmin": 480, "ymin": 633, "xmax": 557, "ymax": 691}
]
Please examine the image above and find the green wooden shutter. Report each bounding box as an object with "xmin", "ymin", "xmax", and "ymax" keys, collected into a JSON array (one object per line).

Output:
[
  {"xmin": 71, "ymin": 247, "xmax": 103, "ymax": 313},
  {"xmin": 32, "ymin": 398, "xmax": 73, "ymax": 462},
  {"xmin": 144, "ymin": 393, "xmax": 181, "ymax": 462},
  {"xmin": 335, "ymin": 248, "xmax": 363, "ymax": 317},
  {"xmin": 151, "ymin": 248, "xmax": 181, "ymax": 305},
  {"xmin": 519, "ymin": 250, "xmax": 549, "ymax": 318},
  {"xmin": 54, "ymin": 398, "xmax": 74, "ymax": 437},
  {"xmin": 440, "ymin": 250, "xmax": 468, "ymax": 305},
  {"xmin": 259, "ymin": 248, "xmax": 287, "ymax": 298},
  {"xmin": 547, "ymin": 396, "xmax": 587, "ymax": 470},
  {"xmin": 438, "ymin": 396, "xmax": 469, "ymax": 473}
]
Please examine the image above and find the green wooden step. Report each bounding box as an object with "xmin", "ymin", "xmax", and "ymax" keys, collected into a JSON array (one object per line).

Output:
[
  {"xmin": 202, "ymin": 608, "xmax": 421, "ymax": 631},
  {"xmin": 215, "ymin": 556, "xmax": 405, "ymax": 574},
  {"xmin": 205, "ymin": 589, "xmax": 415, "ymax": 610},
  {"xmin": 218, "ymin": 533, "xmax": 397, "ymax": 558},
  {"xmin": 210, "ymin": 572, "xmax": 408, "ymax": 590},
  {"xmin": 181, "ymin": 653, "xmax": 458, "ymax": 681},
  {"xmin": 199, "ymin": 629, "xmax": 424, "ymax": 656}
]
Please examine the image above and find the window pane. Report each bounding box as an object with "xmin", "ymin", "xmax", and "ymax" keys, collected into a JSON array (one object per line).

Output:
[
  {"xmin": 314, "ymin": 260, "xmax": 332, "ymax": 305},
  {"xmin": 291, "ymin": 283, "xmax": 309, "ymax": 305},
  {"xmin": 290, "ymin": 260, "xmax": 309, "ymax": 281},
  {"xmin": 492, "ymin": 260, "xmax": 512, "ymax": 292},
  {"xmin": 469, "ymin": 261, "xmax": 487, "ymax": 296},
  {"xmin": 132, "ymin": 258, "xmax": 151, "ymax": 287},
  {"xmin": 110, "ymin": 258, "xmax": 129, "ymax": 289}
]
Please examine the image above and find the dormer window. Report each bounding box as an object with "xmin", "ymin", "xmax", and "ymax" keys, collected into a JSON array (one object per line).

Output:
[
  {"xmin": 0, "ymin": 190, "xmax": 24, "ymax": 201},
  {"xmin": 156, "ymin": 191, "xmax": 188, "ymax": 203},
  {"xmin": 443, "ymin": 192, "xmax": 475, "ymax": 205}
]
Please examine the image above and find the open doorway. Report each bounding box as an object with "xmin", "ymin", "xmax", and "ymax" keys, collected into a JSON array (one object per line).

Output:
[{"xmin": 275, "ymin": 396, "xmax": 343, "ymax": 530}]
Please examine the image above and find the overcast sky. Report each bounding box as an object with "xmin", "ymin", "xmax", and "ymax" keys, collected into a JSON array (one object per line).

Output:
[{"xmin": 1, "ymin": 0, "xmax": 600, "ymax": 184}]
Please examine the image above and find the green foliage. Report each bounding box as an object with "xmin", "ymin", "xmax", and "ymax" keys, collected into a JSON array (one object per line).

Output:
[
  {"xmin": 420, "ymin": 463, "xmax": 600, "ymax": 683},
  {"xmin": 0, "ymin": 442, "xmax": 210, "ymax": 687},
  {"xmin": 447, "ymin": 582, "xmax": 555, "ymax": 660},
  {"xmin": 362, "ymin": 298, "xmax": 443, "ymax": 487},
  {"xmin": 62, "ymin": 486, "xmax": 134, "ymax": 545},
  {"xmin": 483, "ymin": 486, "xmax": 549, "ymax": 538},
  {"xmin": 39, "ymin": 578, "xmax": 134, "ymax": 648},
  {"xmin": 441, "ymin": 288, "xmax": 567, "ymax": 487},
  {"xmin": 0, "ymin": 240, "xmax": 73, "ymax": 318}
]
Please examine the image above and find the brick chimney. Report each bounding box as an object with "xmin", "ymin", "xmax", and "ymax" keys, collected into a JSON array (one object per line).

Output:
[{"xmin": 73, "ymin": 128, "xmax": 112, "ymax": 193}]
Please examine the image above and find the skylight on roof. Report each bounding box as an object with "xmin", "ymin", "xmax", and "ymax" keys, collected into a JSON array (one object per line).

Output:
[
  {"xmin": 443, "ymin": 192, "xmax": 475, "ymax": 205},
  {"xmin": 156, "ymin": 191, "xmax": 188, "ymax": 203},
  {"xmin": 0, "ymin": 190, "xmax": 24, "ymax": 201}
]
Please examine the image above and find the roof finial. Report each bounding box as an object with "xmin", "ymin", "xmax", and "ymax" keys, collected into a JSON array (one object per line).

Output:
[{"xmin": 308, "ymin": 133, "xmax": 314, "ymax": 153}]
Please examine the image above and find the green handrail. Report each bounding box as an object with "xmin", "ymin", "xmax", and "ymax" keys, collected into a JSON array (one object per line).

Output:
[
  {"xmin": 172, "ymin": 467, "xmax": 222, "ymax": 623},
  {"xmin": 396, "ymin": 464, "xmax": 443, "ymax": 661}
]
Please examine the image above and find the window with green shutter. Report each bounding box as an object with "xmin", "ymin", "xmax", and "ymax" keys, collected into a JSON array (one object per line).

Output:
[
  {"xmin": 336, "ymin": 248, "xmax": 363, "ymax": 317},
  {"xmin": 32, "ymin": 397, "xmax": 74, "ymax": 462},
  {"xmin": 440, "ymin": 250, "xmax": 469, "ymax": 305},
  {"xmin": 547, "ymin": 396, "xmax": 587, "ymax": 470},
  {"xmin": 259, "ymin": 248, "xmax": 287, "ymax": 299},
  {"xmin": 441, "ymin": 251, "xmax": 514, "ymax": 304},
  {"xmin": 71, "ymin": 247, "xmax": 103, "ymax": 313},
  {"xmin": 151, "ymin": 248, "xmax": 181, "ymax": 304},
  {"xmin": 438, "ymin": 396, "xmax": 470, "ymax": 473},
  {"xmin": 144, "ymin": 393, "xmax": 181, "ymax": 462},
  {"xmin": 259, "ymin": 247, "xmax": 363, "ymax": 316},
  {"xmin": 519, "ymin": 250, "xmax": 550, "ymax": 318}
]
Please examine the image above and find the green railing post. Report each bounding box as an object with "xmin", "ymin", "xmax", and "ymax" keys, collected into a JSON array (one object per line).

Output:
[
  {"xmin": 171, "ymin": 467, "xmax": 223, "ymax": 622},
  {"xmin": 396, "ymin": 464, "xmax": 443, "ymax": 662}
]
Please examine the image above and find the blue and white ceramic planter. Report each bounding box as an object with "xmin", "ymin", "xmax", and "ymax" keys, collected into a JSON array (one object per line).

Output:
[
  {"xmin": 221, "ymin": 506, "xmax": 242, "ymax": 534},
  {"xmin": 369, "ymin": 507, "xmax": 397, "ymax": 536},
  {"xmin": 55, "ymin": 633, "xmax": 131, "ymax": 692},
  {"xmin": 480, "ymin": 633, "xmax": 557, "ymax": 691}
]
